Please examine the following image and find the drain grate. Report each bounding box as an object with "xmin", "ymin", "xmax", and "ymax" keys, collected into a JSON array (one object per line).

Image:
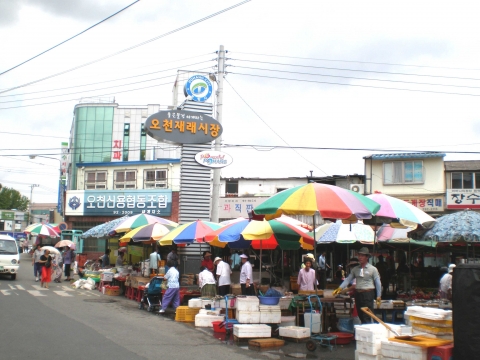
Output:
[{"xmin": 83, "ymin": 299, "xmax": 118, "ymax": 304}]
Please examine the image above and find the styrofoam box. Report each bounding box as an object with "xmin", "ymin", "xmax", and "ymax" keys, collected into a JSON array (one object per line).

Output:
[
  {"xmin": 356, "ymin": 340, "xmax": 382, "ymax": 355},
  {"xmin": 381, "ymin": 340, "xmax": 427, "ymax": 360},
  {"xmin": 280, "ymin": 316, "xmax": 295, "ymax": 327},
  {"xmin": 259, "ymin": 305, "xmax": 281, "ymax": 311},
  {"xmin": 188, "ymin": 298, "xmax": 202, "ymax": 308},
  {"xmin": 236, "ymin": 296, "xmax": 260, "ymax": 312},
  {"xmin": 194, "ymin": 314, "xmax": 225, "ymax": 327},
  {"xmin": 279, "ymin": 297, "xmax": 293, "ymax": 310},
  {"xmin": 201, "ymin": 299, "xmax": 213, "ymax": 307},
  {"xmin": 355, "ymin": 324, "xmax": 388, "ymax": 342},
  {"xmin": 236, "ymin": 310, "xmax": 260, "ymax": 323},
  {"xmin": 199, "ymin": 309, "xmax": 221, "ymax": 315},
  {"xmin": 233, "ymin": 324, "xmax": 271, "ymax": 338},
  {"xmin": 101, "ymin": 272, "xmax": 113, "ymax": 282},
  {"xmin": 279, "ymin": 326, "xmax": 311, "ymax": 339},
  {"xmin": 357, "ymin": 351, "xmax": 381, "ymax": 360},
  {"xmin": 220, "ymin": 297, "xmax": 236, "ymax": 309},
  {"xmin": 260, "ymin": 310, "xmax": 281, "ymax": 324}
]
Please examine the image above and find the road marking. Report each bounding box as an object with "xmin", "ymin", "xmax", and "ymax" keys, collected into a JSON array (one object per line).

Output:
[
  {"xmin": 53, "ymin": 291, "xmax": 73, "ymax": 297},
  {"xmin": 61, "ymin": 286, "xmax": 75, "ymax": 292},
  {"xmin": 8, "ymin": 285, "xmax": 16, "ymax": 290},
  {"xmin": 0, "ymin": 290, "xmax": 11, "ymax": 295},
  {"xmin": 27, "ymin": 290, "xmax": 46, "ymax": 297},
  {"xmin": 31, "ymin": 285, "xmax": 48, "ymax": 291},
  {"xmin": 15, "ymin": 285, "xmax": 26, "ymax": 290}
]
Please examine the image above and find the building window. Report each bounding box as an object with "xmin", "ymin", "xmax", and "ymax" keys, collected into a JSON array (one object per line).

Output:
[
  {"xmin": 383, "ymin": 161, "xmax": 424, "ymax": 184},
  {"xmin": 226, "ymin": 179, "xmax": 238, "ymax": 197},
  {"xmin": 114, "ymin": 170, "xmax": 136, "ymax": 189},
  {"xmin": 85, "ymin": 171, "xmax": 107, "ymax": 189},
  {"xmin": 451, "ymin": 172, "xmax": 480, "ymax": 189},
  {"xmin": 144, "ymin": 169, "xmax": 167, "ymax": 188},
  {"xmin": 83, "ymin": 238, "xmax": 106, "ymax": 252},
  {"xmin": 123, "ymin": 123, "xmax": 130, "ymax": 161}
]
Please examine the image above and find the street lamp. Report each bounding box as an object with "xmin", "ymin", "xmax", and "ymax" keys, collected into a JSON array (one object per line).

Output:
[{"xmin": 29, "ymin": 155, "xmax": 64, "ymax": 221}]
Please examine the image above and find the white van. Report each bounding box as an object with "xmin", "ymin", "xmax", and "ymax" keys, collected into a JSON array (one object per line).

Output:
[{"xmin": 0, "ymin": 234, "xmax": 20, "ymax": 280}]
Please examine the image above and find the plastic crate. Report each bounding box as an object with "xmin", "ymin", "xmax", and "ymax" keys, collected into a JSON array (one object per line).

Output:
[
  {"xmin": 104, "ymin": 288, "xmax": 121, "ymax": 296},
  {"xmin": 175, "ymin": 306, "xmax": 201, "ymax": 322}
]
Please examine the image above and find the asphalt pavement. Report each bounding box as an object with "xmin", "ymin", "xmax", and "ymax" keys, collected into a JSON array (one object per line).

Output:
[{"xmin": 0, "ymin": 253, "xmax": 356, "ymax": 360}]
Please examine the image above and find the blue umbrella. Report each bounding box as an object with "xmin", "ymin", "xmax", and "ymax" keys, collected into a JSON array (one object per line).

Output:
[{"xmin": 422, "ymin": 210, "xmax": 480, "ymax": 242}]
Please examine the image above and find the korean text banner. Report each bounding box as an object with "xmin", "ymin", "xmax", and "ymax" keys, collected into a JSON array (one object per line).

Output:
[
  {"xmin": 65, "ymin": 190, "xmax": 173, "ymax": 216},
  {"xmin": 144, "ymin": 110, "xmax": 223, "ymax": 144}
]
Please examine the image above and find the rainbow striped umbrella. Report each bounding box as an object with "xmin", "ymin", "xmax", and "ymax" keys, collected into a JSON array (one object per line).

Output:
[
  {"xmin": 119, "ymin": 223, "xmax": 177, "ymax": 245},
  {"xmin": 366, "ymin": 193, "xmax": 436, "ymax": 228},
  {"xmin": 253, "ymin": 183, "xmax": 380, "ymax": 221},
  {"xmin": 205, "ymin": 218, "xmax": 314, "ymax": 250},
  {"xmin": 24, "ymin": 223, "xmax": 59, "ymax": 237},
  {"xmin": 158, "ymin": 220, "xmax": 222, "ymax": 246},
  {"xmin": 111, "ymin": 214, "xmax": 178, "ymax": 234}
]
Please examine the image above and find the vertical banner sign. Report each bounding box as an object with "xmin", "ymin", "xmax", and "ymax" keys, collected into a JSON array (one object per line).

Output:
[{"xmin": 59, "ymin": 142, "xmax": 69, "ymax": 214}]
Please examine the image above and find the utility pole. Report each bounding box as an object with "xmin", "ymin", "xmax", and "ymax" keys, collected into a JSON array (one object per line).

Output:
[
  {"xmin": 211, "ymin": 45, "xmax": 225, "ymax": 223},
  {"xmin": 29, "ymin": 184, "xmax": 39, "ymax": 224}
]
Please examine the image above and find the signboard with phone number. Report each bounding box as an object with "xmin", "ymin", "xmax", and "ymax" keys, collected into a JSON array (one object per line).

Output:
[{"xmin": 65, "ymin": 190, "xmax": 172, "ymax": 216}]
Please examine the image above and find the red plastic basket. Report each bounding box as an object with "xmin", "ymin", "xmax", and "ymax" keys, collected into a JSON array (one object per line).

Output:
[{"xmin": 212, "ymin": 321, "xmax": 226, "ymax": 333}]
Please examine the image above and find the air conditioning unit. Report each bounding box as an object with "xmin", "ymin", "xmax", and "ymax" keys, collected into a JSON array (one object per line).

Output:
[{"xmin": 349, "ymin": 184, "xmax": 365, "ymax": 193}]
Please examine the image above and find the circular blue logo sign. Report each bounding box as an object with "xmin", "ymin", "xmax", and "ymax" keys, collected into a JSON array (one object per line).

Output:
[{"xmin": 184, "ymin": 75, "xmax": 213, "ymax": 102}]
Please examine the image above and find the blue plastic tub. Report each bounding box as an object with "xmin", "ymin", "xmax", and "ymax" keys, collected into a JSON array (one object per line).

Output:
[{"xmin": 258, "ymin": 296, "xmax": 281, "ymax": 305}]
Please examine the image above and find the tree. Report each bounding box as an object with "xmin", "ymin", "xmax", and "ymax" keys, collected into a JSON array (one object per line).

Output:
[{"xmin": 0, "ymin": 187, "xmax": 29, "ymax": 211}]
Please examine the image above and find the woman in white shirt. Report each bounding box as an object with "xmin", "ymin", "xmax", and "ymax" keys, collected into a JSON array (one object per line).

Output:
[{"xmin": 198, "ymin": 266, "xmax": 217, "ymax": 297}]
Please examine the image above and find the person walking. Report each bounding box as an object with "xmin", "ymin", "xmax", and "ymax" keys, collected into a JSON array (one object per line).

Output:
[
  {"xmin": 22, "ymin": 238, "xmax": 29, "ymax": 253},
  {"xmin": 63, "ymin": 246, "xmax": 74, "ymax": 281},
  {"xmin": 297, "ymin": 257, "xmax": 317, "ymax": 290},
  {"xmin": 31, "ymin": 243, "xmax": 43, "ymax": 282},
  {"xmin": 214, "ymin": 256, "xmax": 232, "ymax": 296},
  {"xmin": 159, "ymin": 260, "xmax": 180, "ymax": 314},
  {"xmin": 333, "ymin": 247, "xmax": 382, "ymax": 324},
  {"xmin": 39, "ymin": 249, "xmax": 53, "ymax": 289},
  {"xmin": 439, "ymin": 264, "xmax": 455, "ymax": 300},
  {"xmin": 318, "ymin": 251, "xmax": 330, "ymax": 289},
  {"xmin": 53, "ymin": 251, "xmax": 63, "ymax": 283},
  {"xmin": 199, "ymin": 266, "xmax": 217, "ymax": 297},
  {"xmin": 240, "ymin": 254, "xmax": 254, "ymax": 295}
]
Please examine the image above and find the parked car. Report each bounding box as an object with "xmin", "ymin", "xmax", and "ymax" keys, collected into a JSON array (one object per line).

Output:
[{"xmin": 0, "ymin": 234, "xmax": 20, "ymax": 280}]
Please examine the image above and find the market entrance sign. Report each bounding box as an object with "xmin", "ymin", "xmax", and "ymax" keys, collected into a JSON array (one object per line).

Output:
[{"xmin": 144, "ymin": 110, "xmax": 222, "ymax": 144}]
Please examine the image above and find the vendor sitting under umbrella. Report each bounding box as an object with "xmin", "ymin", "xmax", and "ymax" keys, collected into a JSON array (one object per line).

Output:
[{"xmin": 201, "ymin": 251, "xmax": 214, "ymax": 272}]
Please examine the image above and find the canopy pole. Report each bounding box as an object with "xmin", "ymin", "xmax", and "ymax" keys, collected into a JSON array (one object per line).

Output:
[
  {"xmin": 259, "ymin": 240, "xmax": 262, "ymax": 285},
  {"xmin": 313, "ymin": 213, "xmax": 317, "ymax": 294},
  {"xmin": 281, "ymin": 249, "xmax": 284, "ymax": 285}
]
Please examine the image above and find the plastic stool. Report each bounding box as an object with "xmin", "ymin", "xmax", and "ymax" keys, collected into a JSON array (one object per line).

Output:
[{"xmin": 136, "ymin": 287, "xmax": 145, "ymax": 302}]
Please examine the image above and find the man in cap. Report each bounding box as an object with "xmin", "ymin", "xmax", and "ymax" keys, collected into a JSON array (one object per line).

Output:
[
  {"xmin": 214, "ymin": 256, "xmax": 232, "ymax": 296},
  {"xmin": 333, "ymin": 247, "xmax": 382, "ymax": 324},
  {"xmin": 439, "ymin": 264, "xmax": 455, "ymax": 300},
  {"xmin": 239, "ymin": 254, "xmax": 254, "ymax": 295},
  {"xmin": 297, "ymin": 257, "xmax": 317, "ymax": 290}
]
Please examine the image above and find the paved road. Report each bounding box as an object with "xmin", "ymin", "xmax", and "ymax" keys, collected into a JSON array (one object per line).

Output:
[{"xmin": 0, "ymin": 253, "xmax": 356, "ymax": 360}]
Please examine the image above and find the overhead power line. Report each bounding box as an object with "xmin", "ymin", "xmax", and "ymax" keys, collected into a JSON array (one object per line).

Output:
[
  {"xmin": 0, "ymin": 0, "xmax": 141, "ymax": 76},
  {"xmin": 231, "ymin": 59, "xmax": 480, "ymax": 82},
  {"xmin": 232, "ymin": 51, "xmax": 480, "ymax": 72},
  {"xmin": 0, "ymin": 55, "xmax": 213, "ymax": 97},
  {"xmin": 232, "ymin": 65, "xmax": 480, "ymax": 90},
  {"xmin": 0, "ymin": 0, "xmax": 252, "ymax": 95},
  {"xmin": 229, "ymin": 71, "xmax": 480, "ymax": 97}
]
